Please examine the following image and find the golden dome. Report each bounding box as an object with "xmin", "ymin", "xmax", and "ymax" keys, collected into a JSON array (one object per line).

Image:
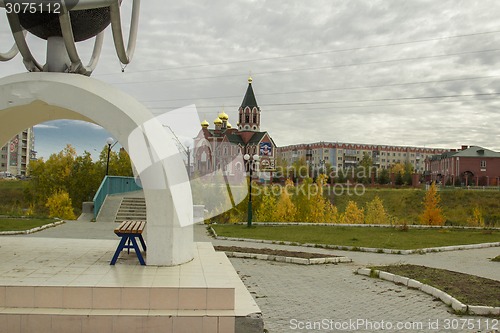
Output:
[
  {"xmin": 218, "ymin": 111, "xmax": 229, "ymax": 121},
  {"xmin": 214, "ymin": 117, "xmax": 223, "ymax": 125},
  {"xmin": 227, "ymin": 122, "xmax": 232, "ymax": 129},
  {"xmin": 201, "ymin": 119, "xmax": 209, "ymax": 127},
  {"xmin": 248, "ymin": 76, "xmax": 253, "ymax": 84}
]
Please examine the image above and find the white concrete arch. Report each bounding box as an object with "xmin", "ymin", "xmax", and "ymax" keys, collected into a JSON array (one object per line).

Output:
[{"xmin": 0, "ymin": 72, "xmax": 193, "ymax": 266}]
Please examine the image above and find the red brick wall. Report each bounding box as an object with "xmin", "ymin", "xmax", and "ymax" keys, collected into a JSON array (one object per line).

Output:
[{"xmin": 459, "ymin": 157, "xmax": 500, "ymax": 186}]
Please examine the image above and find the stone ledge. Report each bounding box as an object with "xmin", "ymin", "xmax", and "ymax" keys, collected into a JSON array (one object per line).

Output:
[
  {"xmin": 224, "ymin": 251, "xmax": 351, "ymax": 265},
  {"xmin": 356, "ymin": 268, "xmax": 500, "ymax": 317}
]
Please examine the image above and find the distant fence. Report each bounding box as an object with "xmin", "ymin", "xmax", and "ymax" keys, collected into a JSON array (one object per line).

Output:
[{"xmin": 93, "ymin": 176, "xmax": 142, "ymax": 217}]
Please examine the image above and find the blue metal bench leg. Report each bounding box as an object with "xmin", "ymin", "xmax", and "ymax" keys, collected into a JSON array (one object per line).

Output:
[
  {"xmin": 129, "ymin": 236, "xmax": 146, "ymax": 265},
  {"xmin": 110, "ymin": 236, "xmax": 128, "ymax": 265},
  {"xmin": 138, "ymin": 234, "xmax": 147, "ymax": 252}
]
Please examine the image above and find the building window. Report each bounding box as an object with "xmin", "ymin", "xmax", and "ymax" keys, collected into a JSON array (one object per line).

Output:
[{"xmin": 480, "ymin": 160, "xmax": 486, "ymax": 168}]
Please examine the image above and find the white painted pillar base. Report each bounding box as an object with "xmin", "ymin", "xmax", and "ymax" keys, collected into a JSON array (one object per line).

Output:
[{"xmin": 144, "ymin": 189, "xmax": 193, "ymax": 266}]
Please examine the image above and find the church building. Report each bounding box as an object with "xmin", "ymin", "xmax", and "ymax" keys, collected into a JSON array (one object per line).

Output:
[{"xmin": 193, "ymin": 77, "xmax": 276, "ymax": 178}]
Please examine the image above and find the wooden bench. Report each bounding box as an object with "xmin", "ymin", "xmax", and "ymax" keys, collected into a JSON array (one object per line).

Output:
[{"xmin": 110, "ymin": 220, "xmax": 147, "ymax": 265}]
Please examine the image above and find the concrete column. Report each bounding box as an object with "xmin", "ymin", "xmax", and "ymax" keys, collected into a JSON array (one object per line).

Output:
[{"xmin": 46, "ymin": 37, "xmax": 70, "ymax": 72}]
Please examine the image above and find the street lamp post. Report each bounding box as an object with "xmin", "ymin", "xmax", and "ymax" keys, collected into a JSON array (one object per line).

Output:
[
  {"xmin": 105, "ymin": 137, "xmax": 115, "ymax": 176},
  {"xmin": 186, "ymin": 145, "xmax": 191, "ymax": 179},
  {"xmin": 244, "ymin": 153, "xmax": 260, "ymax": 228}
]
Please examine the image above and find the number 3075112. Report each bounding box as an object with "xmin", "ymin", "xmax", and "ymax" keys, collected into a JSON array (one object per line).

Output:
[{"xmin": 5, "ymin": 2, "xmax": 61, "ymax": 14}]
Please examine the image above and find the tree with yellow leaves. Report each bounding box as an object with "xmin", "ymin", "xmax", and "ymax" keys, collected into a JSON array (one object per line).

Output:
[
  {"xmin": 340, "ymin": 200, "xmax": 365, "ymax": 224},
  {"xmin": 273, "ymin": 179, "xmax": 297, "ymax": 222},
  {"xmin": 365, "ymin": 196, "xmax": 387, "ymax": 224},
  {"xmin": 420, "ymin": 182, "xmax": 445, "ymax": 226},
  {"xmin": 255, "ymin": 187, "xmax": 277, "ymax": 222},
  {"xmin": 306, "ymin": 175, "xmax": 338, "ymax": 223}
]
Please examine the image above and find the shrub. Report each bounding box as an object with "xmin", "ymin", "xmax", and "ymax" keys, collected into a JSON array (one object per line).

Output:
[
  {"xmin": 467, "ymin": 206, "xmax": 484, "ymax": 227},
  {"xmin": 45, "ymin": 190, "xmax": 76, "ymax": 220}
]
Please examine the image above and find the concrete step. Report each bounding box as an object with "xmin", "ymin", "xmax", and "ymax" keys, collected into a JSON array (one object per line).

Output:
[
  {"xmin": 0, "ymin": 284, "xmax": 234, "ymax": 311},
  {"xmin": 114, "ymin": 197, "xmax": 147, "ymax": 223}
]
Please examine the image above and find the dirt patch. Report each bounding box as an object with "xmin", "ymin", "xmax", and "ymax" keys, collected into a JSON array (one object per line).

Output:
[
  {"xmin": 214, "ymin": 245, "xmax": 339, "ymax": 259},
  {"xmin": 372, "ymin": 264, "xmax": 500, "ymax": 308}
]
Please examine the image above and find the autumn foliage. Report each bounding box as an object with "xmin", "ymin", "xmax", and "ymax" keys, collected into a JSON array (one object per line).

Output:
[
  {"xmin": 45, "ymin": 190, "xmax": 76, "ymax": 220},
  {"xmin": 365, "ymin": 196, "xmax": 388, "ymax": 225},
  {"xmin": 419, "ymin": 182, "xmax": 445, "ymax": 226},
  {"xmin": 27, "ymin": 144, "xmax": 133, "ymax": 217}
]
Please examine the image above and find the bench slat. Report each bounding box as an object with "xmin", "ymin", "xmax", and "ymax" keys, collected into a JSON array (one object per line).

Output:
[
  {"xmin": 137, "ymin": 221, "xmax": 146, "ymax": 232},
  {"xmin": 114, "ymin": 221, "xmax": 130, "ymax": 234},
  {"xmin": 132, "ymin": 221, "xmax": 141, "ymax": 233},
  {"xmin": 125, "ymin": 221, "xmax": 135, "ymax": 233},
  {"xmin": 115, "ymin": 220, "xmax": 146, "ymax": 234}
]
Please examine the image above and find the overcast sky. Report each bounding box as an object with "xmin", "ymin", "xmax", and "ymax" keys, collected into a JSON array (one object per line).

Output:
[{"xmin": 2, "ymin": 0, "xmax": 500, "ymax": 158}]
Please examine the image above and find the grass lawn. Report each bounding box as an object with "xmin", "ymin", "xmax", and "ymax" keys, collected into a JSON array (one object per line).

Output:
[
  {"xmin": 371, "ymin": 264, "xmax": 500, "ymax": 307},
  {"xmin": 0, "ymin": 218, "xmax": 57, "ymax": 232},
  {"xmin": 331, "ymin": 188, "xmax": 500, "ymax": 225},
  {"xmin": 212, "ymin": 224, "xmax": 500, "ymax": 250}
]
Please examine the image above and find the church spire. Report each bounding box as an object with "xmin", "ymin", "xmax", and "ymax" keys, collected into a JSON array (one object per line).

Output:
[
  {"xmin": 240, "ymin": 76, "xmax": 258, "ymax": 109},
  {"xmin": 238, "ymin": 76, "xmax": 261, "ymax": 131}
]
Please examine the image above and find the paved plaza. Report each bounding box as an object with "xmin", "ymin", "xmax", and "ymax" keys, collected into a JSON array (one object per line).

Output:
[
  {"xmin": 197, "ymin": 226, "xmax": 499, "ymax": 333},
  {"xmin": 17, "ymin": 221, "xmax": 500, "ymax": 332}
]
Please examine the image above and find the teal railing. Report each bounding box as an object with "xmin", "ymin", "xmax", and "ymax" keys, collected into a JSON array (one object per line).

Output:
[{"xmin": 93, "ymin": 176, "xmax": 142, "ymax": 217}]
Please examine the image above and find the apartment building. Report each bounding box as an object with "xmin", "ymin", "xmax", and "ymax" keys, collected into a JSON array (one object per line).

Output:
[
  {"xmin": 277, "ymin": 141, "xmax": 448, "ymax": 173},
  {"xmin": 0, "ymin": 128, "xmax": 36, "ymax": 177}
]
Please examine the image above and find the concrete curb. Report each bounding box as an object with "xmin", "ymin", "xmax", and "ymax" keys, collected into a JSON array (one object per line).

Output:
[
  {"xmin": 234, "ymin": 222, "xmax": 500, "ymax": 230},
  {"xmin": 210, "ymin": 226, "xmax": 500, "ymax": 255},
  {"xmin": 224, "ymin": 251, "xmax": 352, "ymax": 265},
  {"xmin": 356, "ymin": 268, "xmax": 500, "ymax": 316},
  {"xmin": 0, "ymin": 220, "xmax": 65, "ymax": 235}
]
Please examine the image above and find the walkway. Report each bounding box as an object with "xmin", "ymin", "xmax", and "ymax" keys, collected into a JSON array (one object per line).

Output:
[
  {"xmin": 19, "ymin": 221, "xmax": 500, "ymax": 332},
  {"xmin": 198, "ymin": 224, "xmax": 500, "ymax": 332}
]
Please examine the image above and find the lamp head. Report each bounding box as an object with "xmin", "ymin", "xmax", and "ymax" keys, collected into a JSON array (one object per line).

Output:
[
  {"xmin": 17, "ymin": 5, "xmax": 113, "ymax": 42},
  {"xmin": 106, "ymin": 137, "xmax": 114, "ymax": 146},
  {"xmin": 243, "ymin": 154, "xmax": 250, "ymax": 161}
]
